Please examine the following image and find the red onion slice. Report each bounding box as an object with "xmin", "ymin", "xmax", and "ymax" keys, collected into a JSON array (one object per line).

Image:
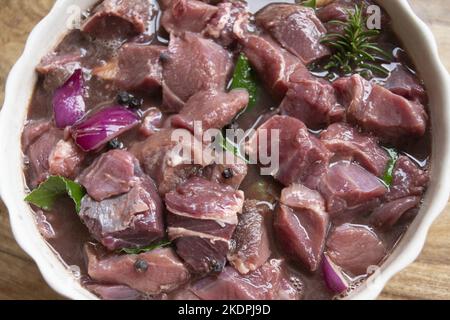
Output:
[
  {"xmin": 53, "ymin": 69, "xmax": 86, "ymax": 128},
  {"xmin": 71, "ymin": 105, "xmax": 140, "ymax": 152},
  {"xmin": 322, "ymin": 253, "xmax": 349, "ymax": 295}
]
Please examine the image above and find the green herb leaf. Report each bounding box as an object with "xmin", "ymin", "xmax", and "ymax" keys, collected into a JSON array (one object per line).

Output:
[
  {"xmin": 119, "ymin": 241, "xmax": 171, "ymax": 255},
  {"xmin": 382, "ymin": 148, "xmax": 399, "ymax": 186},
  {"xmin": 301, "ymin": 0, "xmax": 316, "ymax": 9},
  {"xmin": 25, "ymin": 176, "xmax": 86, "ymax": 213},
  {"xmin": 229, "ymin": 53, "xmax": 258, "ymax": 108},
  {"xmin": 216, "ymin": 132, "xmax": 250, "ymax": 164}
]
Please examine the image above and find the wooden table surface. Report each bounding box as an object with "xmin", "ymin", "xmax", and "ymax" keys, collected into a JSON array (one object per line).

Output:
[{"xmin": 0, "ymin": 0, "xmax": 449, "ymax": 300}]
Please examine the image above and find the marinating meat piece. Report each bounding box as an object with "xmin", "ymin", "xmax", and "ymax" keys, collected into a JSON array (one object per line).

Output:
[
  {"xmin": 256, "ymin": 4, "xmax": 330, "ymax": 64},
  {"xmin": 85, "ymin": 244, "xmax": 190, "ymax": 295},
  {"xmin": 36, "ymin": 53, "xmax": 82, "ymax": 90},
  {"xmin": 162, "ymin": 32, "xmax": 233, "ymax": 112},
  {"xmin": 171, "ymin": 89, "xmax": 249, "ymax": 134},
  {"xmin": 86, "ymin": 284, "xmax": 144, "ymax": 300},
  {"xmin": 22, "ymin": 120, "xmax": 52, "ymax": 151},
  {"xmin": 82, "ymin": 0, "xmax": 155, "ymax": 39},
  {"xmin": 189, "ymin": 259, "xmax": 301, "ymax": 300},
  {"xmin": 24, "ymin": 122, "xmax": 83, "ymax": 185},
  {"xmin": 168, "ymin": 209, "xmax": 239, "ymax": 276},
  {"xmin": 131, "ymin": 129, "xmax": 201, "ymax": 195},
  {"xmin": 48, "ymin": 139, "xmax": 85, "ymax": 179},
  {"xmin": 320, "ymin": 123, "xmax": 389, "ymax": 176},
  {"xmin": 204, "ymin": 0, "xmax": 250, "ymax": 46},
  {"xmin": 78, "ymin": 150, "xmax": 137, "ymax": 202},
  {"xmin": 131, "ymin": 128, "xmax": 239, "ymax": 195},
  {"xmin": 79, "ymin": 169, "xmax": 164, "ymax": 251},
  {"xmin": 280, "ymin": 79, "xmax": 345, "ymax": 129},
  {"xmin": 370, "ymin": 196, "xmax": 421, "ymax": 229},
  {"xmin": 205, "ymin": 160, "xmax": 248, "ymax": 190},
  {"xmin": 239, "ymin": 34, "xmax": 309, "ymax": 98},
  {"xmin": 27, "ymin": 127, "xmax": 64, "ymax": 187},
  {"xmin": 165, "ymin": 177, "xmax": 244, "ymax": 225},
  {"xmin": 94, "ymin": 43, "xmax": 165, "ymax": 92},
  {"xmin": 334, "ymin": 74, "xmax": 428, "ymax": 143},
  {"xmin": 247, "ymin": 115, "xmax": 331, "ymax": 189},
  {"xmin": 318, "ymin": 161, "xmax": 387, "ymax": 217},
  {"xmin": 385, "ymin": 156, "xmax": 429, "ymax": 201},
  {"xmin": 158, "ymin": 165, "xmax": 208, "ymax": 196},
  {"xmin": 131, "ymin": 128, "xmax": 180, "ymax": 172},
  {"xmin": 384, "ymin": 65, "xmax": 427, "ymax": 103},
  {"xmin": 36, "ymin": 53, "xmax": 81, "ymax": 76},
  {"xmin": 190, "ymin": 265, "xmax": 275, "ymax": 300},
  {"xmin": 170, "ymin": 235, "xmax": 231, "ymax": 274},
  {"xmin": 317, "ymin": 0, "xmax": 354, "ymax": 23},
  {"xmin": 274, "ymin": 185, "xmax": 329, "ymax": 272},
  {"xmin": 228, "ymin": 200, "xmax": 271, "ymax": 274},
  {"xmin": 171, "ymin": 288, "xmax": 201, "ymax": 300},
  {"xmin": 168, "ymin": 214, "xmax": 237, "ymax": 240},
  {"xmin": 161, "ymin": 0, "xmax": 218, "ymax": 34},
  {"xmin": 166, "ymin": 177, "xmax": 244, "ymax": 274},
  {"xmin": 326, "ymin": 224, "xmax": 386, "ymax": 276}
]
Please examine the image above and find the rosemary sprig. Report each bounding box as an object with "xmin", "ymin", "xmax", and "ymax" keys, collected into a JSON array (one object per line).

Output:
[
  {"xmin": 216, "ymin": 132, "xmax": 250, "ymax": 164},
  {"xmin": 382, "ymin": 147, "xmax": 399, "ymax": 187},
  {"xmin": 321, "ymin": 5, "xmax": 390, "ymax": 77}
]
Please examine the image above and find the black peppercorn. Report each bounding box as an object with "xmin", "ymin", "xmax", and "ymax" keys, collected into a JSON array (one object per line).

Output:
[
  {"xmin": 209, "ymin": 259, "xmax": 224, "ymax": 273},
  {"xmin": 108, "ymin": 138, "xmax": 124, "ymax": 150},
  {"xmin": 117, "ymin": 91, "xmax": 132, "ymax": 106},
  {"xmin": 222, "ymin": 168, "xmax": 234, "ymax": 179},
  {"xmin": 117, "ymin": 92, "xmax": 144, "ymax": 109},
  {"xmin": 134, "ymin": 259, "xmax": 149, "ymax": 273}
]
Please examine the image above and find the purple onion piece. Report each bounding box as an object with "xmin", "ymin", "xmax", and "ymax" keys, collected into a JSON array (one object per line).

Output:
[
  {"xmin": 53, "ymin": 69, "xmax": 86, "ymax": 129},
  {"xmin": 71, "ymin": 105, "xmax": 140, "ymax": 152},
  {"xmin": 322, "ymin": 253, "xmax": 349, "ymax": 295}
]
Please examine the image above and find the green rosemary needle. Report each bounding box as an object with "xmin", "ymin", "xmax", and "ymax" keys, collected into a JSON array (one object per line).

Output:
[{"xmin": 321, "ymin": 5, "xmax": 390, "ymax": 77}]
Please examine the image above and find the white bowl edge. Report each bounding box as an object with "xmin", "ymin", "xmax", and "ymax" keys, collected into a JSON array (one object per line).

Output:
[{"xmin": 0, "ymin": 0, "xmax": 449, "ymax": 300}]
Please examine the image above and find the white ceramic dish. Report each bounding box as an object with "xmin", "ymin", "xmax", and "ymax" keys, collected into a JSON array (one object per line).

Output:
[{"xmin": 0, "ymin": 0, "xmax": 449, "ymax": 300}]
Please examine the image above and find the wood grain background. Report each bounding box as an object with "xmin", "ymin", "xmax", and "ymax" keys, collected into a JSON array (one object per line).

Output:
[{"xmin": 0, "ymin": 0, "xmax": 449, "ymax": 300}]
